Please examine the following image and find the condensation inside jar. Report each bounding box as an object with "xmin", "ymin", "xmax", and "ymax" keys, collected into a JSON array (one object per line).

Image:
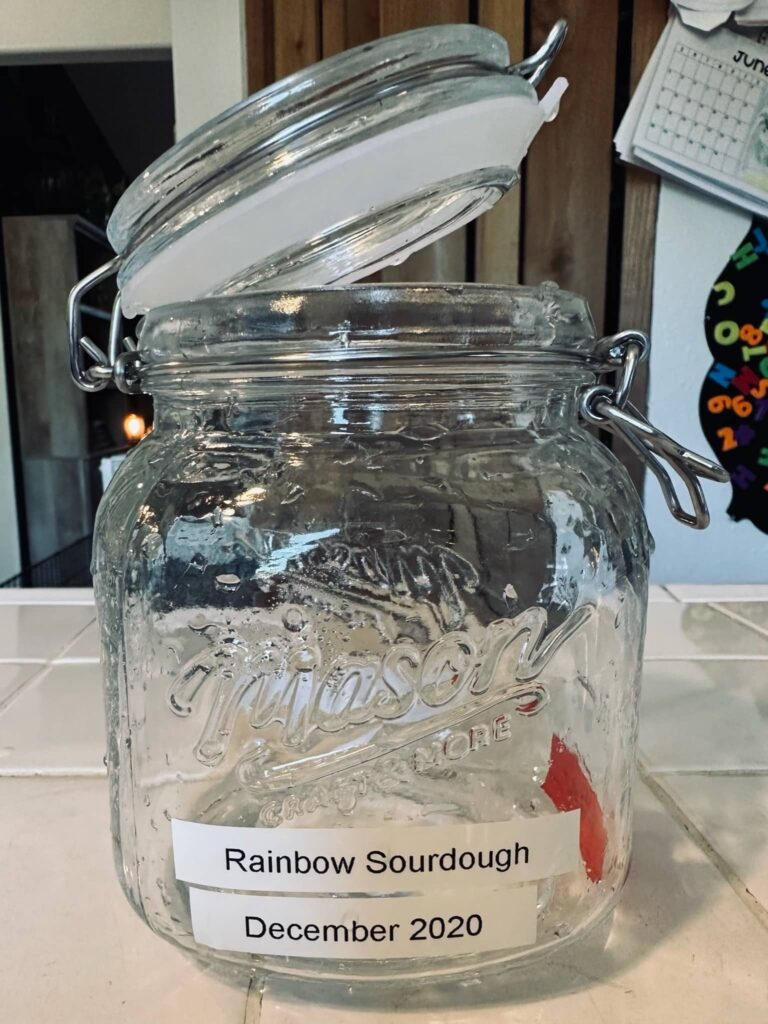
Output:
[{"xmin": 94, "ymin": 283, "xmax": 650, "ymax": 982}]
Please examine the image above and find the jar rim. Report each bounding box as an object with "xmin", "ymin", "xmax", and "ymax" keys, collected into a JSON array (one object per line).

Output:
[
  {"xmin": 136, "ymin": 283, "xmax": 600, "ymax": 383},
  {"xmin": 106, "ymin": 25, "xmax": 548, "ymax": 313}
]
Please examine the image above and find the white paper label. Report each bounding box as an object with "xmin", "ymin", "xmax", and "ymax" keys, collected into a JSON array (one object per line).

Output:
[
  {"xmin": 172, "ymin": 811, "xmax": 580, "ymax": 893},
  {"xmin": 189, "ymin": 886, "xmax": 538, "ymax": 959}
]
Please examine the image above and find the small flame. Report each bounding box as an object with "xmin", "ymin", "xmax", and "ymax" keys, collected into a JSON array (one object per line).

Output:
[{"xmin": 123, "ymin": 413, "xmax": 147, "ymax": 444}]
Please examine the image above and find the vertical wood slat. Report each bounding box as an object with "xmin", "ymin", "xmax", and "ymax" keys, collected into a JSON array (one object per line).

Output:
[
  {"xmin": 243, "ymin": 0, "xmax": 274, "ymax": 93},
  {"xmin": 522, "ymin": 0, "xmax": 620, "ymax": 334},
  {"xmin": 616, "ymin": 0, "xmax": 668, "ymax": 495},
  {"xmin": 377, "ymin": 0, "xmax": 470, "ymax": 283},
  {"xmin": 619, "ymin": 0, "xmax": 668, "ymax": 335},
  {"xmin": 322, "ymin": 0, "xmax": 380, "ymax": 56},
  {"xmin": 320, "ymin": 0, "xmax": 345, "ymax": 56},
  {"xmin": 475, "ymin": 0, "xmax": 525, "ymax": 283},
  {"xmin": 272, "ymin": 0, "xmax": 322, "ymax": 78}
]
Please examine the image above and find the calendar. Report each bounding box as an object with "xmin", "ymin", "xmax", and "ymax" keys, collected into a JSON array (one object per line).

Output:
[{"xmin": 616, "ymin": 17, "xmax": 768, "ymax": 216}]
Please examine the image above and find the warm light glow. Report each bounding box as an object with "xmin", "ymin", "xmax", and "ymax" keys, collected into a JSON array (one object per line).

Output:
[
  {"xmin": 123, "ymin": 413, "xmax": 147, "ymax": 444},
  {"xmin": 235, "ymin": 486, "xmax": 267, "ymax": 505}
]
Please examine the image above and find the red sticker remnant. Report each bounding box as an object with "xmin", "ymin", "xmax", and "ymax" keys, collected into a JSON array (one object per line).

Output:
[{"xmin": 542, "ymin": 735, "xmax": 607, "ymax": 882}]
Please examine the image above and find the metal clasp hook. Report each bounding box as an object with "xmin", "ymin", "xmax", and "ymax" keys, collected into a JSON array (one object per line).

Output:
[
  {"xmin": 580, "ymin": 332, "xmax": 729, "ymax": 529},
  {"xmin": 509, "ymin": 19, "xmax": 568, "ymax": 88},
  {"xmin": 67, "ymin": 257, "xmax": 142, "ymax": 393}
]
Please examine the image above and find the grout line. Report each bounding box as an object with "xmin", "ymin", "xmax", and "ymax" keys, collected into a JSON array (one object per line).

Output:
[
  {"xmin": 709, "ymin": 602, "xmax": 768, "ymax": 640},
  {"xmin": 51, "ymin": 657, "xmax": 101, "ymax": 666},
  {"xmin": 0, "ymin": 767, "xmax": 107, "ymax": 779},
  {"xmin": 0, "ymin": 590, "xmax": 95, "ymax": 606},
  {"xmin": 0, "ymin": 663, "xmax": 52, "ymax": 716},
  {"xmin": 48, "ymin": 616, "xmax": 98, "ymax": 663},
  {"xmin": 0, "ymin": 613, "xmax": 96, "ymax": 667},
  {"xmin": 640, "ymin": 765, "xmax": 768, "ymax": 932},
  {"xmin": 643, "ymin": 653, "xmax": 768, "ymax": 661},
  {"xmin": 643, "ymin": 767, "xmax": 768, "ymax": 777},
  {"xmin": 666, "ymin": 588, "xmax": 768, "ymax": 604}
]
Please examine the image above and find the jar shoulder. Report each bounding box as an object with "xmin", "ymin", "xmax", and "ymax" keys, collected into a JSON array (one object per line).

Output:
[{"xmin": 94, "ymin": 428, "xmax": 650, "ymax": 585}]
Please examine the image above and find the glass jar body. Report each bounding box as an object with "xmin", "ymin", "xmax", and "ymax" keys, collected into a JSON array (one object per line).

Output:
[{"xmin": 93, "ymin": 370, "xmax": 649, "ymax": 984}]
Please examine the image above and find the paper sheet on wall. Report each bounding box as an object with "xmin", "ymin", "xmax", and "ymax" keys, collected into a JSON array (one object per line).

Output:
[
  {"xmin": 674, "ymin": 1, "xmax": 753, "ymax": 33},
  {"xmin": 615, "ymin": 16, "xmax": 768, "ymax": 216},
  {"xmin": 736, "ymin": 0, "xmax": 768, "ymax": 26}
]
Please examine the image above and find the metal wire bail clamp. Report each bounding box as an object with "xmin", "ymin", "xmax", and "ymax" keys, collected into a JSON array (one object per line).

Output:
[
  {"xmin": 509, "ymin": 19, "xmax": 568, "ymax": 87},
  {"xmin": 67, "ymin": 257, "xmax": 141, "ymax": 394},
  {"xmin": 580, "ymin": 331, "xmax": 729, "ymax": 529}
]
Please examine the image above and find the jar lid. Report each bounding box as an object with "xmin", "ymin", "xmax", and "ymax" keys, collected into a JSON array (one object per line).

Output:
[{"xmin": 108, "ymin": 22, "xmax": 568, "ymax": 318}]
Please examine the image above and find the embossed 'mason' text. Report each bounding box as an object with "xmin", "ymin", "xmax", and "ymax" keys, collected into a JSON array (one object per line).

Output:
[{"xmin": 166, "ymin": 603, "xmax": 593, "ymax": 789}]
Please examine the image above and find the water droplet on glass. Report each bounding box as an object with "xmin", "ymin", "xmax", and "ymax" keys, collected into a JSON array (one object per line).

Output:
[
  {"xmin": 281, "ymin": 484, "xmax": 305, "ymax": 505},
  {"xmin": 141, "ymin": 532, "xmax": 164, "ymax": 560},
  {"xmin": 215, "ymin": 573, "xmax": 241, "ymax": 592},
  {"xmin": 588, "ymin": 545, "xmax": 600, "ymax": 574},
  {"xmin": 282, "ymin": 606, "xmax": 306, "ymax": 632},
  {"xmin": 401, "ymin": 422, "xmax": 448, "ymax": 442}
]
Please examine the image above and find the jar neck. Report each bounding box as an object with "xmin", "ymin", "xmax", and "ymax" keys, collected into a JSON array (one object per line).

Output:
[{"xmin": 150, "ymin": 377, "xmax": 590, "ymax": 438}]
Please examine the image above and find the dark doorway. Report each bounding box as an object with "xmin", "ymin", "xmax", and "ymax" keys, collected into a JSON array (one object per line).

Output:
[{"xmin": 0, "ymin": 58, "xmax": 174, "ymax": 586}]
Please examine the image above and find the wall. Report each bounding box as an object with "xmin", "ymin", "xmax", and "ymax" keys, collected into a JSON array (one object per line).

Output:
[
  {"xmin": 4, "ymin": 218, "xmax": 91, "ymax": 565},
  {"xmin": 646, "ymin": 179, "xmax": 768, "ymax": 582},
  {"xmin": 0, "ymin": 296, "xmax": 21, "ymax": 582},
  {"xmin": 170, "ymin": 0, "xmax": 247, "ymax": 138},
  {"xmin": 1, "ymin": 0, "xmax": 171, "ymax": 59}
]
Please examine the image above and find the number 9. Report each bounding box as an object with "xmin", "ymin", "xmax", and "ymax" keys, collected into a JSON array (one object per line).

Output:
[{"xmin": 707, "ymin": 395, "xmax": 732, "ymax": 413}]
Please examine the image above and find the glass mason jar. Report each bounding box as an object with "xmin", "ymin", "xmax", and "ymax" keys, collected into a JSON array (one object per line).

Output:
[{"xmin": 92, "ymin": 284, "xmax": 652, "ymax": 981}]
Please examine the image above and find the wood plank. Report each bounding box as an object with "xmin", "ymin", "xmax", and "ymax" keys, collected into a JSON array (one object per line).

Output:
[
  {"xmin": 379, "ymin": 0, "xmax": 467, "ymax": 32},
  {"xmin": 345, "ymin": 0, "xmax": 381, "ymax": 48},
  {"xmin": 617, "ymin": 0, "xmax": 669, "ymax": 494},
  {"xmin": 244, "ymin": 0, "xmax": 274, "ymax": 92},
  {"xmin": 475, "ymin": 0, "xmax": 525, "ymax": 283},
  {"xmin": 321, "ymin": 0, "xmax": 380, "ymax": 56},
  {"xmin": 272, "ymin": 0, "xmax": 321, "ymax": 78},
  {"xmin": 619, "ymin": 0, "xmax": 668, "ymax": 334},
  {"xmin": 378, "ymin": 0, "xmax": 469, "ymax": 282},
  {"xmin": 320, "ymin": 0, "xmax": 345, "ymax": 56},
  {"xmin": 522, "ymin": 0, "xmax": 620, "ymax": 333}
]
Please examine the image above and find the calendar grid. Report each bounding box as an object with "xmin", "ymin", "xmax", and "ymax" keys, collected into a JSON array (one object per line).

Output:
[
  {"xmin": 616, "ymin": 17, "xmax": 768, "ymax": 217},
  {"xmin": 643, "ymin": 42, "xmax": 764, "ymax": 177}
]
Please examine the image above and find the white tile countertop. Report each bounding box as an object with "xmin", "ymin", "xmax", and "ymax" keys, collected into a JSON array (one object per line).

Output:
[{"xmin": 0, "ymin": 586, "xmax": 767, "ymax": 1022}]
